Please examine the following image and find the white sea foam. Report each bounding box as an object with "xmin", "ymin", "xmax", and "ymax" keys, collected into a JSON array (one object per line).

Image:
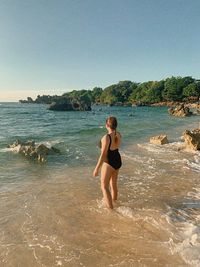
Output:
[
  {"xmin": 187, "ymin": 162, "xmax": 200, "ymax": 173},
  {"xmin": 56, "ymin": 260, "xmax": 62, "ymax": 266},
  {"xmin": 185, "ymin": 154, "xmax": 200, "ymax": 173},
  {"xmin": 159, "ymin": 158, "xmax": 190, "ymax": 166},
  {"xmin": 97, "ymin": 199, "xmax": 106, "ymax": 209},
  {"xmin": 122, "ymin": 153, "xmax": 146, "ymax": 163},
  {"xmin": 122, "ymin": 151, "xmax": 156, "ymax": 166},
  {"xmin": 116, "ymin": 206, "xmax": 135, "ymax": 219},
  {"xmin": 172, "ymin": 222, "xmax": 200, "ymax": 267},
  {"xmin": 138, "ymin": 141, "xmax": 185, "ymax": 154},
  {"xmin": 38, "ymin": 140, "xmax": 63, "ymax": 148},
  {"xmin": 187, "ymin": 188, "xmax": 200, "ymax": 200},
  {"xmin": 165, "ymin": 189, "xmax": 200, "ymax": 267},
  {"xmin": 0, "ymin": 148, "xmax": 11, "ymax": 153},
  {"xmin": 0, "ymin": 145, "xmax": 21, "ymax": 153}
]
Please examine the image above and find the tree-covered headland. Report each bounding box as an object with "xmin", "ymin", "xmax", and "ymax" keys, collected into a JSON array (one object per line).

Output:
[{"xmin": 20, "ymin": 76, "xmax": 200, "ymax": 106}]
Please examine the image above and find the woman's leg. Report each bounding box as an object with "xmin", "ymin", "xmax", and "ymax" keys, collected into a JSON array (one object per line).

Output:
[
  {"xmin": 101, "ymin": 163, "xmax": 114, "ymax": 209},
  {"xmin": 110, "ymin": 170, "xmax": 119, "ymax": 201}
]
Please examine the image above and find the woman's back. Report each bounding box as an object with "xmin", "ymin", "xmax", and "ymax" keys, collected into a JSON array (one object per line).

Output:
[{"xmin": 108, "ymin": 132, "xmax": 121, "ymax": 151}]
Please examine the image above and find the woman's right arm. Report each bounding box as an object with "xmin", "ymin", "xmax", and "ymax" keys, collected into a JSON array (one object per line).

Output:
[{"xmin": 93, "ymin": 135, "xmax": 109, "ymax": 177}]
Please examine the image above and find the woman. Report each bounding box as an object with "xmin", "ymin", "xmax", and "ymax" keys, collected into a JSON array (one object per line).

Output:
[{"xmin": 93, "ymin": 116, "xmax": 122, "ymax": 209}]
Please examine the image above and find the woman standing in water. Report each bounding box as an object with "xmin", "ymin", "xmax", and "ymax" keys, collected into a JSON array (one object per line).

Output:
[{"xmin": 93, "ymin": 117, "xmax": 122, "ymax": 209}]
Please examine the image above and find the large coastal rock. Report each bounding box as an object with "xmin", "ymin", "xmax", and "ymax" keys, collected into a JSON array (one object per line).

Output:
[
  {"xmin": 19, "ymin": 97, "xmax": 34, "ymax": 104},
  {"xmin": 48, "ymin": 97, "xmax": 91, "ymax": 111},
  {"xmin": 150, "ymin": 135, "xmax": 169, "ymax": 145},
  {"xmin": 168, "ymin": 104, "xmax": 192, "ymax": 117},
  {"xmin": 8, "ymin": 140, "xmax": 60, "ymax": 162},
  {"xmin": 183, "ymin": 129, "xmax": 200, "ymax": 150},
  {"xmin": 19, "ymin": 94, "xmax": 92, "ymax": 111}
]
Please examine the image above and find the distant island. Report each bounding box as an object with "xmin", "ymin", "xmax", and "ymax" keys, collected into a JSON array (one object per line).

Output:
[{"xmin": 19, "ymin": 76, "xmax": 200, "ymax": 108}]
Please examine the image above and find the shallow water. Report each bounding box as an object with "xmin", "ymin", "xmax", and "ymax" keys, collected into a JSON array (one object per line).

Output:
[{"xmin": 0, "ymin": 102, "xmax": 200, "ymax": 266}]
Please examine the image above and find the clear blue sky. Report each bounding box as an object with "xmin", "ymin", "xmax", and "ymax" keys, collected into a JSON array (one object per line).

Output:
[{"xmin": 0, "ymin": 0, "xmax": 200, "ymax": 101}]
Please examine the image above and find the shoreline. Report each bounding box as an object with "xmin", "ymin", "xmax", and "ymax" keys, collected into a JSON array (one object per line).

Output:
[
  {"xmin": 0, "ymin": 104, "xmax": 200, "ymax": 266},
  {"xmin": 150, "ymin": 101, "xmax": 200, "ymax": 108},
  {"xmin": 2, "ymin": 100, "xmax": 199, "ymax": 110}
]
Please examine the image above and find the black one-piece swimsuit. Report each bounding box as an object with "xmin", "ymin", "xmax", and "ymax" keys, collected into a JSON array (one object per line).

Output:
[{"xmin": 107, "ymin": 134, "xmax": 122, "ymax": 170}]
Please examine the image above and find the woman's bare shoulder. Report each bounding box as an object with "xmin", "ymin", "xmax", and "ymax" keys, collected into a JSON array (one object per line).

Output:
[{"xmin": 101, "ymin": 134, "xmax": 109, "ymax": 142}]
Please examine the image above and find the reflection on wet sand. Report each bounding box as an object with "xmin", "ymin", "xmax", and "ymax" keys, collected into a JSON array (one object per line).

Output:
[{"xmin": 1, "ymin": 140, "xmax": 200, "ymax": 267}]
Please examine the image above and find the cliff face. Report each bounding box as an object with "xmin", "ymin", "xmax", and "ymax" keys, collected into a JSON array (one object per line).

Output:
[{"xmin": 48, "ymin": 97, "xmax": 91, "ymax": 111}]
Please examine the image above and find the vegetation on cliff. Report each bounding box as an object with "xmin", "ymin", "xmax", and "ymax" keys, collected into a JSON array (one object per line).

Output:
[{"xmin": 19, "ymin": 76, "xmax": 200, "ymax": 106}]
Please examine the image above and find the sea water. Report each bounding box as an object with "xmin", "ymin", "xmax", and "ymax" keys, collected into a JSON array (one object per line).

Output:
[{"xmin": 0, "ymin": 102, "xmax": 200, "ymax": 266}]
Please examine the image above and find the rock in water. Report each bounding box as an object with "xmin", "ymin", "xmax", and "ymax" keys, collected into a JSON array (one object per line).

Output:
[
  {"xmin": 7, "ymin": 139, "xmax": 35, "ymax": 148},
  {"xmin": 8, "ymin": 140, "xmax": 60, "ymax": 162},
  {"xmin": 168, "ymin": 104, "xmax": 192, "ymax": 117},
  {"xmin": 48, "ymin": 96, "xmax": 91, "ymax": 111},
  {"xmin": 150, "ymin": 135, "xmax": 169, "ymax": 145},
  {"xmin": 183, "ymin": 129, "xmax": 200, "ymax": 150}
]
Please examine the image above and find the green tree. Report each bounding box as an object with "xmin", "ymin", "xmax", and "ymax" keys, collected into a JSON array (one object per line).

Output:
[
  {"xmin": 91, "ymin": 87, "xmax": 103, "ymax": 103},
  {"xmin": 162, "ymin": 77, "xmax": 185, "ymax": 101},
  {"xmin": 100, "ymin": 81, "xmax": 136, "ymax": 104},
  {"xmin": 128, "ymin": 80, "xmax": 163, "ymax": 103},
  {"xmin": 183, "ymin": 83, "xmax": 200, "ymax": 97}
]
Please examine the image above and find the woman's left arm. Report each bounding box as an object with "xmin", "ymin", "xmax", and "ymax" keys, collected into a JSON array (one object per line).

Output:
[{"xmin": 93, "ymin": 135, "xmax": 109, "ymax": 177}]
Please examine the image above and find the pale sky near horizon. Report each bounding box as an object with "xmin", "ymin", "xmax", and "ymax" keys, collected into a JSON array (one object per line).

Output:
[{"xmin": 0, "ymin": 0, "xmax": 200, "ymax": 101}]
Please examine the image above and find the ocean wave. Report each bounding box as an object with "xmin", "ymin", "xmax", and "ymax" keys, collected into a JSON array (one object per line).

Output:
[
  {"xmin": 187, "ymin": 188, "xmax": 200, "ymax": 200},
  {"xmin": 122, "ymin": 152, "xmax": 148, "ymax": 163},
  {"xmin": 116, "ymin": 206, "xmax": 135, "ymax": 218},
  {"xmin": 159, "ymin": 158, "xmax": 190, "ymax": 166},
  {"xmin": 185, "ymin": 154, "xmax": 200, "ymax": 173},
  {"xmin": 138, "ymin": 141, "xmax": 184, "ymax": 154},
  {"xmin": 116, "ymin": 206, "xmax": 162, "ymax": 222},
  {"xmin": 0, "ymin": 146, "xmax": 21, "ymax": 153},
  {"xmin": 37, "ymin": 140, "xmax": 64, "ymax": 148},
  {"xmin": 172, "ymin": 222, "xmax": 200, "ymax": 267},
  {"xmin": 165, "ymin": 192, "xmax": 200, "ymax": 267},
  {"xmin": 187, "ymin": 162, "xmax": 200, "ymax": 173}
]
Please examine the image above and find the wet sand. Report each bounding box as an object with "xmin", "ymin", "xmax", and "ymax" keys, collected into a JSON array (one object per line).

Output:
[{"xmin": 1, "ymin": 139, "xmax": 200, "ymax": 266}]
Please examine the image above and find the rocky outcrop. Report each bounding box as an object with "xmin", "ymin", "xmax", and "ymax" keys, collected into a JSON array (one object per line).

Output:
[
  {"xmin": 168, "ymin": 104, "xmax": 192, "ymax": 117},
  {"xmin": 48, "ymin": 97, "xmax": 91, "ymax": 111},
  {"xmin": 183, "ymin": 129, "xmax": 200, "ymax": 150},
  {"xmin": 185, "ymin": 103, "xmax": 200, "ymax": 109},
  {"xmin": 8, "ymin": 140, "xmax": 60, "ymax": 162},
  {"xmin": 150, "ymin": 135, "xmax": 169, "ymax": 145},
  {"xmin": 19, "ymin": 97, "xmax": 34, "ymax": 103},
  {"xmin": 151, "ymin": 101, "xmax": 179, "ymax": 107},
  {"xmin": 19, "ymin": 94, "xmax": 92, "ymax": 111}
]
